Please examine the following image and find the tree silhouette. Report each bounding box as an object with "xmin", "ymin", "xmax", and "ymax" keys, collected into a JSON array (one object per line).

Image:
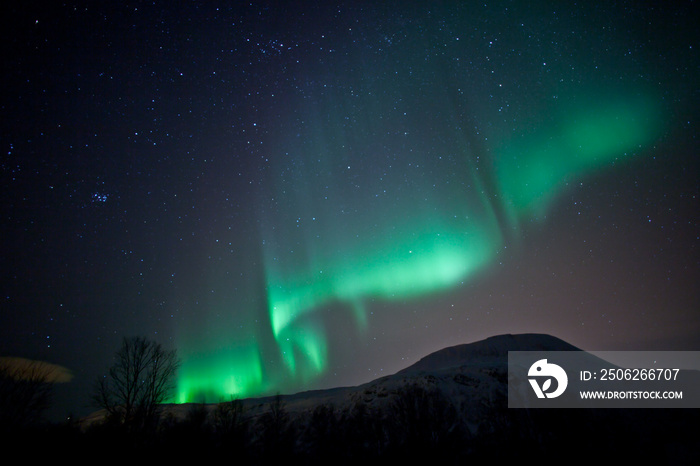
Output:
[
  {"xmin": 212, "ymin": 397, "xmax": 250, "ymax": 455},
  {"xmin": 0, "ymin": 358, "xmax": 60, "ymax": 430},
  {"xmin": 305, "ymin": 403, "xmax": 341, "ymax": 461},
  {"xmin": 385, "ymin": 383, "xmax": 463, "ymax": 460},
  {"xmin": 93, "ymin": 336, "xmax": 180, "ymax": 432},
  {"xmin": 213, "ymin": 397, "xmax": 247, "ymax": 437},
  {"xmin": 257, "ymin": 394, "xmax": 295, "ymax": 460}
]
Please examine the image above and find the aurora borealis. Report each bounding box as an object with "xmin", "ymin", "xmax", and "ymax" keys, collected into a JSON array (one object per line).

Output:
[
  {"xmin": 1, "ymin": 1, "xmax": 697, "ymax": 418},
  {"xmin": 175, "ymin": 81, "xmax": 666, "ymax": 402}
]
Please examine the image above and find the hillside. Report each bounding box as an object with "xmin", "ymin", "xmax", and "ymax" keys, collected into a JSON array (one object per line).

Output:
[{"xmin": 79, "ymin": 333, "xmax": 698, "ymax": 462}]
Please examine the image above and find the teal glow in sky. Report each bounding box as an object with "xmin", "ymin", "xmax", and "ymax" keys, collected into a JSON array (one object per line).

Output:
[
  {"xmin": 494, "ymin": 91, "xmax": 665, "ymax": 223},
  {"xmin": 175, "ymin": 85, "xmax": 664, "ymax": 401}
]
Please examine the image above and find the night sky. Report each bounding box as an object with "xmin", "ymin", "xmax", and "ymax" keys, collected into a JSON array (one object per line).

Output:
[{"xmin": 1, "ymin": 1, "xmax": 697, "ymax": 420}]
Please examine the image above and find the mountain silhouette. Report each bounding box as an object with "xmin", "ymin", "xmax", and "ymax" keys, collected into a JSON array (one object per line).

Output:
[{"xmin": 398, "ymin": 332, "xmax": 580, "ymax": 374}]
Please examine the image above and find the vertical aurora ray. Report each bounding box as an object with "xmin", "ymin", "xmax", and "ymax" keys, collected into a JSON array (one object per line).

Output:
[
  {"xmin": 176, "ymin": 339, "xmax": 265, "ymax": 402},
  {"xmin": 173, "ymin": 239, "xmax": 274, "ymax": 402}
]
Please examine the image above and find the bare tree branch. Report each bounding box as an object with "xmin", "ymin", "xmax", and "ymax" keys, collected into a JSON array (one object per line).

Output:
[{"xmin": 93, "ymin": 336, "xmax": 180, "ymax": 431}]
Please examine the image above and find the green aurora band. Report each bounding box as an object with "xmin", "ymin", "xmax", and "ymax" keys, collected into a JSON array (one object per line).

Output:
[{"xmin": 175, "ymin": 90, "xmax": 664, "ymax": 403}]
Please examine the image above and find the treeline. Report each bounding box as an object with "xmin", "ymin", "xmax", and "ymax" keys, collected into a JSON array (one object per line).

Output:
[
  {"xmin": 0, "ymin": 380, "xmax": 477, "ymax": 462},
  {"xmin": 81, "ymin": 384, "xmax": 470, "ymax": 463},
  {"xmin": 1, "ymin": 381, "xmax": 698, "ymax": 463},
  {"xmin": 84, "ymin": 386, "xmax": 699, "ymax": 463}
]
